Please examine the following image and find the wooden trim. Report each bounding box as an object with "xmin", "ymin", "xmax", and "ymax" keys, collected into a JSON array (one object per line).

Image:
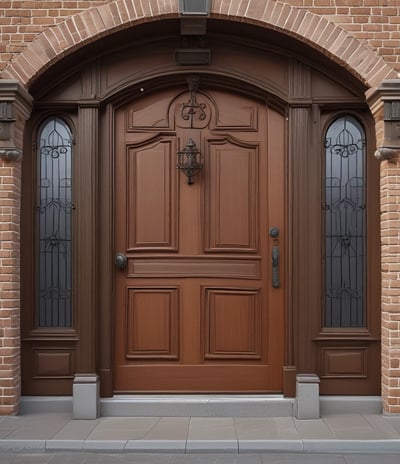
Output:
[
  {"xmin": 97, "ymin": 103, "xmax": 114, "ymax": 397},
  {"xmin": 21, "ymin": 111, "xmax": 80, "ymax": 395},
  {"xmin": 288, "ymin": 104, "xmax": 316, "ymax": 374},
  {"xmin": 21, "ymin": 35, "xmax": 380, "ymax": 396},
  {"xmin": 314, "ymin": 108, "xmax": 380, "ymax": 394},
  {"xmin": 74, "ymin": 103, "xmax": 99, "ymax": 373},
  {"xmin": 283, "ymin": 366, "xmax": 297, "ymax": 397}
]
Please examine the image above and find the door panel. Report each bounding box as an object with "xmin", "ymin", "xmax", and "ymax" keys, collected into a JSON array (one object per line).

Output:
[
  {"xmin": 203, "ymin": 287, "xmax": 262, "ymax": 359},
  {"xmin": 125, "ymin": 287, "xmax": 180, "ymax": 360},
  {"xmin": 114, "ymin": 86, "xmax": 285, "ymax": 392},
  {"xmin": 205, "ymin": 140, "xmax": 258, "ymax": 252},
  {"xmin": 127, "ymin": 138, "xmax": 178, "ymax": 251}
]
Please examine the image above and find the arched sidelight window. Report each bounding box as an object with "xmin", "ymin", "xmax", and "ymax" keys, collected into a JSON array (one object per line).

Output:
[
  {"xmin": 323, "ymin": 116, "xmax": 366, "ymax": 328},
  {"xmin": 37, "ymin": 118, "xmax": 74, "ymax": 328}
]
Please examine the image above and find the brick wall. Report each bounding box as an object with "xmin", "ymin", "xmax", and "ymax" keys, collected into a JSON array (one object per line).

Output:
[
  {"xmin": 0, "ymin": 1, "xmax": 108, "ymax": 72},
  {"xmin": 299, "ymin": 1, "xmax": 400, "ymax": 72},
  {"xmin": 0, "ymin": 83, "xmax": 32, "ymax": 415},
  {"xmin": 0, "ymin": 160, "xmax": 21, "ymax": 414},
  {"xmin": 381, "ymin": 157, "xmax": 400, "ymax": 414},
  {"xmin": 0, "ymin": 1, "xmax": 400, "ymax": 74}
]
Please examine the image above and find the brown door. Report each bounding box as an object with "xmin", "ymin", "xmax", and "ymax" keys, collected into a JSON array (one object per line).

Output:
[{"xmin": 114, "ymin": 84, "xmax": 285, "ymax": 392}]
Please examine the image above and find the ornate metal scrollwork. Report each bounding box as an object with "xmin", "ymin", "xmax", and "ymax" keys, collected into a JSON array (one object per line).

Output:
[
  {"xmin": 180, "ymin": 76, "xmax": 207, "ymax": 126},
  {"xmin": 324, "ymin": 116, "xmax": 366, "ymax": 328},
  {"xmin": 37, "ymin": 117, "xmax": 73, "ymax": 328}
]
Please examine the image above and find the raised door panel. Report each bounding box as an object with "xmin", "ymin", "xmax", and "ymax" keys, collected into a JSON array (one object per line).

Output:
[
  {"xmin": 204, "ymin": 139, "xmax": 258, "ymax": 253},
  {"xmin": 321, "ymin": 347, "xmax": 367, "ymax": 378},
  {"xmin": 128, "ymin": 257, "xmax": 261, "ymax": 279},
  {"xmin": 127, "ymin": 138, "xmax": 178, "ymax": 251},
  {"xmin": 21, "ymin": 342, "xmax": 76, "ymax": 395},
  {"xmin": 126, "ymin": 287, "xmax": 179, "ymax": 360},
  {"xmin": 126, "ymin": 93, "xmax": 173, "ymax": 130},
  {"xmin": 35, "ymin": 349, "xmax": 74, "ymax": 377},
  {"xmin": 212, "ymin": 93, "xmax": 258, "ymax": 131},
  {"xmin": 203, "ymin": 287, "xmax": 262, "ymax": 360}
]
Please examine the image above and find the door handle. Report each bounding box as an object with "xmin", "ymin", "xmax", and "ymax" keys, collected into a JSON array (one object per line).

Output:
[
  {"xmin": 115, "ymin": 253, "xmax": 127, "ymax": 270},
  {"xmin": 271, "ymin": 246, "xmax": 280, "ymax": 288},
  {"xmin": 269, "ymin": 227, "xmax": 280, "ymax": 289}
]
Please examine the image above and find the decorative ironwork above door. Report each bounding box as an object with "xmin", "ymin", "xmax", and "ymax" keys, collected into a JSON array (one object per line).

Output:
[{"xmin": 175, "ymin": 77, "xmax": 211, "ymax": 129}]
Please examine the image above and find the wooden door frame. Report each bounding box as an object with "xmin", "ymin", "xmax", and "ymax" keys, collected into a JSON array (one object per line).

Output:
[
  {"xmin": 286, "ymin": 103, "xmax": 380, "ymax": 396},
  {"xmin": 21, "ymin": 38, "xmax": 379, "ymax": 397},
  {"xmin": 97, "ymin": 75, "xmax": 379, "ymax": 397},
  {"xmin": 96, "ymin": 76, "xmax": 290, "ymax": 397}
]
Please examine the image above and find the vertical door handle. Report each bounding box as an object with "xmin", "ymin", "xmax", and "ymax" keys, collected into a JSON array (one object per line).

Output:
[
  {"xmin": 272, "ymin": 246, "xmax": 280, "ymax": 288},
  {"xmin": 269, "ymin": 227, "xmax": 280, "ymax": 289},
  {"xmin": 115, "ymin": 253, "xmax": 127, "ymax": 270}
]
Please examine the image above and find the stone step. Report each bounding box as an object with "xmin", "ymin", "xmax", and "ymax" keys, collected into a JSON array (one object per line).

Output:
[
  {"xmin": 21, "ymin": 395, "xmax": 293, "ymax": 417},
  {"xmin": 20, "ymin": 395, "xmax": 382, "ymax": 417},
  {"xmin": 100, "ymin": 395, "xmax": 294, "ymax": 417}
]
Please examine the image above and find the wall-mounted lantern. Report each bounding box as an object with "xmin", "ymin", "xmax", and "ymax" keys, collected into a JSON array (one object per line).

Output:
[
  {"xmin": 179, "ymin": 0, "xmax": 210, "ymax": 16},
  {"xmin": 177, "ymin": 0, "xmax": 211, "ymax": 62},
  {"xmin": 177, "ymin": 138, "xmax": 202, "ymax": 185}
]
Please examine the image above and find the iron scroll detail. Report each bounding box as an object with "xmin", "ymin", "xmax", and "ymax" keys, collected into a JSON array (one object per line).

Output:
[{"xmin": 180, "ymin": 76, "xmax": 208, "ymax": 127}]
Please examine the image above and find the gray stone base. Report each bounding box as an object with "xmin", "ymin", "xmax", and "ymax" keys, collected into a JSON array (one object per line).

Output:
[
  {"xmin": 295, "ymin": 374, "xmax": 320, "ymax": 420},
  {"xmin": 72, "ymin": 374, "xmax": 99, "ymax": 419}
]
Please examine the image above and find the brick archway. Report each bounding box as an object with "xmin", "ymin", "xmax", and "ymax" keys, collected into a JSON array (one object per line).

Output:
[
  {"xmin": 0, "ymin": 0, "xmax": 398, "ymax": 417},
  {"xmin": 0, "ymin": 0, "xmax": 396, "ymax": 89}
]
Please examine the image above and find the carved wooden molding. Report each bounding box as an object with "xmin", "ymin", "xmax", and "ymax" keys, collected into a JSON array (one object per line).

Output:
[
  {"xmin": 0, "ymin": 79, "xmax": 33, "ymax": 163},
  {"xmin": 368, "ymin": 79, "xmax": 400, "ymax": 162}
]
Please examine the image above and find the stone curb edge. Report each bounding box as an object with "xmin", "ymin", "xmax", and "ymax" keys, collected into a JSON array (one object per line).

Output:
[{"xmin": 0, "ymin": 439, "xmax": 400, "ymax": 454}]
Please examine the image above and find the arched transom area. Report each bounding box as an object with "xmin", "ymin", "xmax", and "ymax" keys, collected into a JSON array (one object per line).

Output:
[{"xmin": 0, "ymin": 0, "xmax": 396, "ymax": 89}]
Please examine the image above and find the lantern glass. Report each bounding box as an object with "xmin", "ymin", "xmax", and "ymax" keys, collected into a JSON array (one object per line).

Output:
[{"xmin": 179, "ymin": 0, "xmax": 210, "ymax": 16}]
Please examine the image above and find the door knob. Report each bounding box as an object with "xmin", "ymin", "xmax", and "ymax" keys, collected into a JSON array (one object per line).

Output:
[
  {"xmin": 269, "ymin": 227, "xmax": 279, "ymax": 238},
  {"xmin": 115, "ymin": 253, "xmax": 127, "ymax": 270}
]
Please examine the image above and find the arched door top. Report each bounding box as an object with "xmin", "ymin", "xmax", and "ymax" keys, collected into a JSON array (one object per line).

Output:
[{"xmin": 0, "ymin": 0, "xmax": 396, "ymax": 90}]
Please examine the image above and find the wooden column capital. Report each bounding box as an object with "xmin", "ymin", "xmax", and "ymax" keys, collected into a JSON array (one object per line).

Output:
[
  {"xmin": 368, "ymin": 79, "xmax": 400, "ymax": 162},
  {"xmin": 0, "ymin": 80, "xmax": 32, "ymax": 163}
]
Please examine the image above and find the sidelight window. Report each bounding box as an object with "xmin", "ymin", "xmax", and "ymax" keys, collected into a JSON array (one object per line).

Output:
[
  {"xmin": 37, "ymin": 118, "xmax": 73, "ymax": 328},
  {"xmin": 323, "ymin": 115, "xmax": 366, "ymax": 328}
]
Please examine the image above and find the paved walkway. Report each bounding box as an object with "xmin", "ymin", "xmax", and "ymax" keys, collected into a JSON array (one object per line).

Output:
[
  {"xmin": 1, "ymin": 452, "xmax": 400, "ymax": 464},
  {"xmin": 0, "ymin": 412, "xmax": 400, "ymax": 455}
]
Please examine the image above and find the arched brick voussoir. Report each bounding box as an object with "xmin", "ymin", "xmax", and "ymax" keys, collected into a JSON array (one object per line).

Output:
[
  {"xmin": 213, "ymin": 0, "xmax": 397, "ymax": 88},
  {"xmin": 0, "ymin": 0, "xmax": 178, "ymax": 86},
  {"xmin": 1, "ymin": 0, "xmax": 397, "ymax": 89}
]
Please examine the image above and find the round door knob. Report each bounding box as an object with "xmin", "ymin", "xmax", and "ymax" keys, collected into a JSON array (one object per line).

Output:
[
  {"xmin": 269, "ymin": 227, "xmax": 279, "ymax": 238},
  {"xmin": 115, "ymin": 253, "xmax": 127, "ymax": 270}
]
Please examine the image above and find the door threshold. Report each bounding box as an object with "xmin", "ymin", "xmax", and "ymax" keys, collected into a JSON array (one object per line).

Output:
[{"xmin": 101, "ymin": 394, "xmax": 293, "ymax": 417}]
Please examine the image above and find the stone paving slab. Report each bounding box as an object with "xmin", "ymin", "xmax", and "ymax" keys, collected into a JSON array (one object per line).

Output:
[{"xmin": 0, "ymin": 413, "xmax": 399, "ymax": 454}]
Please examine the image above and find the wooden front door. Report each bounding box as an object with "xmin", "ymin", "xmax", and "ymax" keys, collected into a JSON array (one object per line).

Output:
[{"xmin": 114, "ymin": 84, "xmax": 285, "ymax": 392}]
